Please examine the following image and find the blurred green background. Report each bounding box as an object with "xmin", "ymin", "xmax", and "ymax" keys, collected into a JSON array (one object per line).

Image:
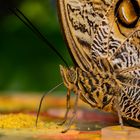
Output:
[{"xmin": 0, "ymin": 0, "xmax": 73, "ymax": 92}]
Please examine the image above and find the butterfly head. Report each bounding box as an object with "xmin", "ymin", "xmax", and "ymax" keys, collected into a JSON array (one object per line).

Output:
[{"xmin": 60, "ymin": 65, "xmax": 77, "ymax": 90}]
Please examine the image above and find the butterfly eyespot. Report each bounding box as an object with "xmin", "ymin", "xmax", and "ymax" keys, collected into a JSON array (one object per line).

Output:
[{"xmin": 115, "ymin": 0, "xmax": 139, "ymax": 28}]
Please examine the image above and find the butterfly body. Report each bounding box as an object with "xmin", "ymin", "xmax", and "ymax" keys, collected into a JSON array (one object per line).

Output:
[
  {"xmin": 58, "ymin": 0, "xmax": 140, "ymax": 130},
  {"xmin": 60, "ymin": 56, "xmax": 119, "ymax": 112}
]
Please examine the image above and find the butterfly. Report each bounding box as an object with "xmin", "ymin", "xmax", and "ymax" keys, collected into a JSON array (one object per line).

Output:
[{"xmin": 57, "ymin": 0, "xmax": 140, "ymax": 132}]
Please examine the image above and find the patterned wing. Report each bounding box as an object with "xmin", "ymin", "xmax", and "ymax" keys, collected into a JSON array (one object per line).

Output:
[
  {"xmin": 114, "ymin": 30, "xmax": 140, "ymax": 121},
  {"xmin": 86, "ymin": 0, "xmax": 140, "ymax": 121},
  {"xmin": 109, "ymin": 0, "xmax": 140, "ymax": 121},
  {"xmin": 112, "ymin": 30, "xmax": 140, "ymax": 76},
  {"xmin": 118, "ymin": 83, "xmax": 140, "ymax": 121},
  {"xmin": 91, "ymin": 0, "xmax": 140, "ymax": 62},
  {"xmin": 57, "ymin": 0, "xmax": 115, "ymax": 71}
]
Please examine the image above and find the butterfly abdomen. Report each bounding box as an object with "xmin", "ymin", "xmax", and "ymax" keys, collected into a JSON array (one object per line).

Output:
[{"xmin": 60, "ymin": 57, "xmax": 117, "ymax": 112}]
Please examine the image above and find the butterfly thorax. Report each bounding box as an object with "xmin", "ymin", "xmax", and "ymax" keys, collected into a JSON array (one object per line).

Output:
[{"xmin": 60, "ymin": 57, "xmax": 120, "ymax": 112}]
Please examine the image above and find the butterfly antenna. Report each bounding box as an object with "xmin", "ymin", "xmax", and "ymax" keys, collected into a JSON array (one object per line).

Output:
[
  {"xmin": 9, "ymin": 8, "xmax": 69, "ymax": 68},
  {"xmin": 36, "ymin": 82, "xmax": 63, "ymax": 127}
]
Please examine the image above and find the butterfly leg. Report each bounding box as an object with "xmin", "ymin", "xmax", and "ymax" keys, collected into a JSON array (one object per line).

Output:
[
  {"xmin": 117, "ymin": 107, "xmax": 123, "ymax": 128},
  {"xmin": 61, "ymin": 92, "xmax": 79, "ymax": 133},
  {"xmin": 115, "ymin": 96, "xmax": 124, "ymax": 128},
  {"xmin": 58, "ymin": 90, "xmax": 71, "ymax": 125}
]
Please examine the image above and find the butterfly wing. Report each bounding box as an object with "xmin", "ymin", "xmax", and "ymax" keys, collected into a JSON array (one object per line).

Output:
[
  {"xmin": 91, "ymin": 22, "xmax": 140, "ymax": 121},
  {"xmin": 119, "ymin": 83, "xmax": 140, "ymax": 122},
  {"xmin": 111, "ymin": 30, "xmax": 140, "ymax": 75},
  {"xmin": 57, "ymin": 0, "xmax": 115, "ymax": 71},
  {"xmin": 113, "ymin": 30, "xmax": 140, "ymax": 121}
]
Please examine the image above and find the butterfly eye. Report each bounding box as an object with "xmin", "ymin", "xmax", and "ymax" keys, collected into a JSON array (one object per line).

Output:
[{"xmin": 115, "ymin": 0, "xmax": 139, "ymax": 28}]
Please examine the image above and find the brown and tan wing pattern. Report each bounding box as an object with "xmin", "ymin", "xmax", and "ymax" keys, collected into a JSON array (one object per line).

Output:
[
  {"xmin": 112, "ymin": 30, "xmax": 140, "ymax": 72},
  {"xmin": 92, "ymin": 0, "xmax": 140, "ymax": 121},
  {"xmin": 118, "ymin": 84, "xmax": 140, "ymax": 121},
  {"xmin": 114, "ymin": 30, "xmax": 140, "ymax": 121},
  {"xmin": 57, "ymin": 0, "xmax": 115, "ymax": 71}
]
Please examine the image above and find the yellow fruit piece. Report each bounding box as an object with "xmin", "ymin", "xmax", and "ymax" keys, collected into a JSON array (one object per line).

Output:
[{"xmin": 0, "ymin": 113, "xmax": 44, "ymax": 129}]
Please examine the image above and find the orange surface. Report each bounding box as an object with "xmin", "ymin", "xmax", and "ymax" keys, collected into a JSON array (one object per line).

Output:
[{"xmin": 0, "ymin": 93, "xmax": 122, "ymax": 140}]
